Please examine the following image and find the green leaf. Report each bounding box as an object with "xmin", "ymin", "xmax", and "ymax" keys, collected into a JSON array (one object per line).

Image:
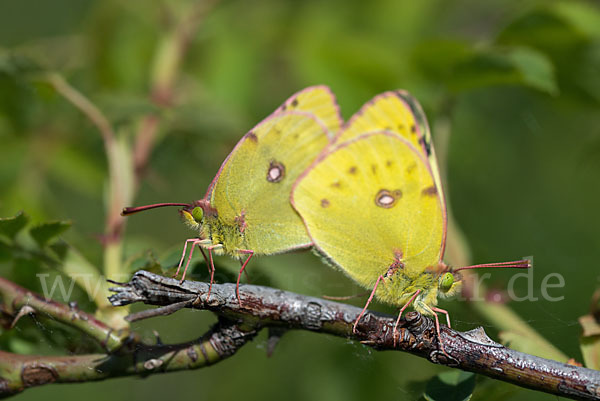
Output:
[
  {"xmin": 506, "ymin": 47, "xmax": 558, "ymax": 95},
  {"xmin": 424, "ymin": 371, "xmax": 476, "ymax": 401},
  {"xmin": 449, "ymin": 46, "xmax": 558, "ymax": 95},
  {"xmin": 30, "ymin": 220, "xmax": 71, "ymax": 247},
  {"xmin": 0, "ymin": 212, "xmax": 29, "ymax": 240},
  {"xmin": 553, "ymin": 2, "xmax": 600, "ymax": 38}
]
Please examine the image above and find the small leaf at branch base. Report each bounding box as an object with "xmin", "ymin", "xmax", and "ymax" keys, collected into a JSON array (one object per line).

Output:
[
  {"xmin": 0, "ymin": 212, "xmax": 29, "ymax": 240},
  {"xmin": 30, "ymin": 221, "xmax": 72, "ymax": 247}
]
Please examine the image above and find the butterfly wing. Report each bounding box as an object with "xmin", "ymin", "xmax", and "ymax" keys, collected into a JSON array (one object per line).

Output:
[
  {"xmin": 211, "ymin": 111, "xmax": 332, "ymax": 255},
  {"xmin": 337, "ymin": 90, "xmax": 447, "ymax": 254},
  {"xmin": 277, "ymin": 85, "xmax": 342, "ymax": 137},
  {"xmin": 291, "ymin": 132, "xmax": 444, "ymax": 288},
  {"xmin": 205, "ymin": 86, "xmax": 341, "ymax": 200}
]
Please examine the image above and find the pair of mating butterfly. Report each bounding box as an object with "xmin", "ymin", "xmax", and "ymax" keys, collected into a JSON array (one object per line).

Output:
[{"xmin": 123, "ymin": 86, "xmax": 529, "ymax": 350}]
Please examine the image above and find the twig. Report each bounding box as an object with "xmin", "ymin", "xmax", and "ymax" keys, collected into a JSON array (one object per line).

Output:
[
  {"xmin": 108, "ymin": 271, "xmax": 600, "ymax": 401},
  {"xmin": 0, "ymin": 319, "xmax": 254, "ymax": 398},
  {"xmin": 44, "ymin": 73, "xmax": 116, "ymax": 150},
  {"xmin": 0, "ymin": 277, "xmax": 127, "ymax": 352}
]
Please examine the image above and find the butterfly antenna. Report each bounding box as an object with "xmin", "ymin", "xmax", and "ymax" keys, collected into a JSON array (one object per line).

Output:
[
  {"xmin": 121, "ymin": 203, "xmax": 191, "ymax": 216},
  {"xmin": 453, "ymin": 259, "xmax": 531, "ymax": 273}
]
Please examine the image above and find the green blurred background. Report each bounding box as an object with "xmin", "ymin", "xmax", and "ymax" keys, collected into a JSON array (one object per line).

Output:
[{"xmin": 1, "ymin": 0, "xmax": 599, "ymax": 400}]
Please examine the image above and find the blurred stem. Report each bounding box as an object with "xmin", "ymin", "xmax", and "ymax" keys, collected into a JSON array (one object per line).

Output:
[
  {"xmin": 432, "ymin": 97, "xmax": 471, "ymax": 267},
  {"xmin": 150, "ymin": 0, "xmax": 218, "ymax": 105},
  {"xmin": 44, "ymin": 73, "xmax": 116, "ymax": 151},
  {"xmin": 434, "ymin": 94, "xmax": 566, "ymax": 361},
  {"xmin": 99, "ymin": 241, "xmax": 129, "ymax": 328},
  {"xmin": 473, "ymin": 301, "xmax": 568, "ymax": 361},
  {"xmin": 42, "ymin": 73, "xmax": 127, "ymax": 311},
  {"xmin": 132, "ymin": 0, "xmax": 218, "ymax": 188},
  {"xmin": 42, "ymin": 73, "xmax": 126, "ymax": 242}
]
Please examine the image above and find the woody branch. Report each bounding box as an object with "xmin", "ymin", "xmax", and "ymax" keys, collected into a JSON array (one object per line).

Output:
[{"xmin": 0, "ymin": 271, "xmax": 599, "ymax": 400}]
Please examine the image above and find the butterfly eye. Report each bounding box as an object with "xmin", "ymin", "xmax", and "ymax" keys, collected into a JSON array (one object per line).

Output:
[
  {"xmin": 440, "ymin": 272, "xmax": 454, "ymax": 293},
  {"xmin": 191, "ymin": 207, "xmax": 204, "ymax": 223}
]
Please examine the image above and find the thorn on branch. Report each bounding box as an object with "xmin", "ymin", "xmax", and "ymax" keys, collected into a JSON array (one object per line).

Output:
[{"xmin": 10, "ymin": 305, "xmax": 35, "ymax": 328}]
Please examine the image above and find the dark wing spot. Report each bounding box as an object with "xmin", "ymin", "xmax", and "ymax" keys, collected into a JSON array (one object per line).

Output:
[
  {"xmin": 267, "ymin": 160, "xmax": 285, "ymax": 183},
  {"xmin": 320, "ymin": 199, "xmax": 330, "ymax": 208},
  {"xmin": 421, "ymin": 186, "xmax": 437, "ymax": 197},
  {"xmin": 406, "ymin": 162, "xmax": 416, "ymax": 174},
  {"xmin": 419, "ymin": 137, "xmax": 432, "ymax": 156},
  {"xmin": 386, "ymin": 160, "xmax": 393, "ymax": 167},
  {"xmin": 410, "ymin": 125, "xmax": 416, "ymax": 134},
  {"xmin": 371, "ymin": 164, "xmax": 378, "ymax": 174},
  {"xmin": 397, "ymin": 124, "xmax": 405, "ymax": 131},
  {"xmin": 348, "ymin": 166, "xmax": 357, "ymax": 175},
  {"xmin": 330, "ymin": 181, "xmax": 341, "ymax": 188},
  {"xmin": 384, "ymin": 126, "xmax": 392, "ymax": 130},
  {"xmin": 291, "ymin": 98, "xmax": 299, "ymax": 107},
  {"xmin": 375, "ymin": 189, "xmax": 401, "ymax": 208},
  {"xmin": 281, "ymin": 104, "xmax": 287, "ymax": 111},
  {"xmin": 247, "ymin": 132, "xmax": 258, "ymax": 142}
]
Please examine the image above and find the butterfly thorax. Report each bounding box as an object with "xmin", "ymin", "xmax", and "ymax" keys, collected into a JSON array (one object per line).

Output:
[
  {"xmin": 375, "ymin": 268, "xmax": 439, "ymax": 314},
  {"xmin": 374, "ymin": 262, "xmax": 462, "ymax": 317},
  {"xmin": 201, "ymin": 212, "xmax": 248, "ymax": 258}
]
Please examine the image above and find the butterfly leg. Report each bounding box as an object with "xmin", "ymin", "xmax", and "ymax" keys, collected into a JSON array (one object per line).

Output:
[
  {"xmin": 424, "ymin": 306, "xmax": 451, "ymax": 358},
  {"xmin": 431, "ymin": 306, "xmax": 451, "ymax": 328},
  {"xmin": 353, "ymin": 275, "xmax": 384, "ymax": 334},
  {"xmin": 393, "ymin": 289, "xmax": 421, "ymax": 347},
  {"xmin": 175, "ymin": 238, "xmax": 202, "ymax": 282},
  {"xmin": 236, "ymin": 250, "xmax": 254, "ymax": 308},
  {"xmin": 199, "ymin": 247, "xmax": 216, "ymax": 301}
]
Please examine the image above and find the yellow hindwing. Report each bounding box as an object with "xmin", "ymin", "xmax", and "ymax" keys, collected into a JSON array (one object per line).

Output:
[{"xmin": 292, "ymin": 132, "xmax": 444, "ymax": 293}]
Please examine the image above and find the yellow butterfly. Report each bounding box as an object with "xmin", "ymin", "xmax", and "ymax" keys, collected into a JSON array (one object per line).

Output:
[
  {"xmin": 123, "ymin": 86, "xmax": 342, "ymax": 304},
  {"xmin": 291, "ymin": 92, "xmax": 529, "ymax": 351}
]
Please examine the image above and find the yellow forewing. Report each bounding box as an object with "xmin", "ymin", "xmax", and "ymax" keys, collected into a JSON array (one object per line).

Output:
[
  {"xmin": 337, "ymin": 91, "xmax": 445, "ymax": 216},
  {"xmin": 212, "ymin": 112, "xmax": 331, "ymax": 255},
  {"xmin": 292, "ymin": 132, "xmax": 444, "ymax": 288},
  {"xmin": 277, "ymin": 85, "xmax": 342, "ymax": 137}
]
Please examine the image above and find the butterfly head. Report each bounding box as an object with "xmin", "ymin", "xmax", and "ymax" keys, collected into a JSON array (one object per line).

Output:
[
  {"xmin": 436, "ymin": 263, "xmax": 463, "ymax": 299},
  {"xmin": 180, "ymin": 199, "xmax": 217, "ymax": 235}
]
